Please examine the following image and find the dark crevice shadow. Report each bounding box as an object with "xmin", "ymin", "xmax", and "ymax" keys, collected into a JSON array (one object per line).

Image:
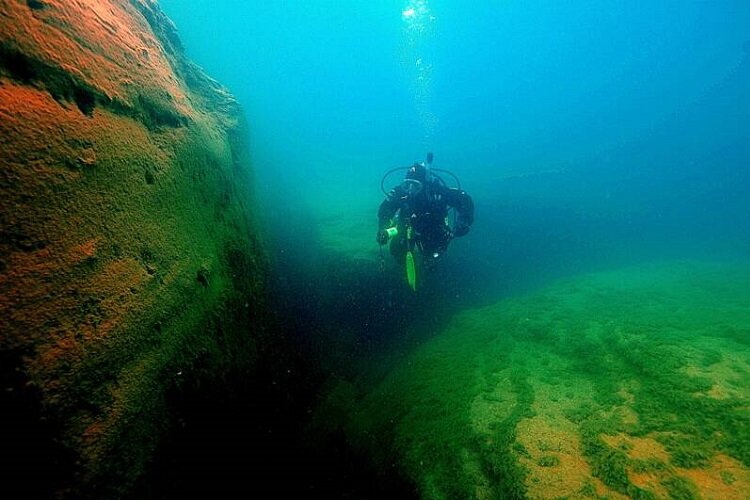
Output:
[{"xmin": 140, "ymin": 196, "xmax": 419, "ymax": 499}]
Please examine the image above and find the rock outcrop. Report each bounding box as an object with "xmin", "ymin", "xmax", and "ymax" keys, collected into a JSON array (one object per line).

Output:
[{"xmin": 0, "ymin": 0, "xmax": 267, "ymax": 496}]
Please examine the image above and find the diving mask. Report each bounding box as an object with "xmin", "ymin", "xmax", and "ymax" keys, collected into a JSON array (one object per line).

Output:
[{"xmin": 401, "ymin": 178, "xmax": 423, "ymax": 195}]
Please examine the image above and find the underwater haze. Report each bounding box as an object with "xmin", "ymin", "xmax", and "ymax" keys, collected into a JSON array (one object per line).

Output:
[
  {"xmin": 161, "ymin": 0, "xmax": 749, "ymax": 284},
  {"xmin": 159, "ymin": 1, "xmax": 750, "ymax": 498}
]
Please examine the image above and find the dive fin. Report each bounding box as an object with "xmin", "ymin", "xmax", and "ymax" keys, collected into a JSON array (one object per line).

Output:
[{"xmin": 406, "ymin": 251, "xmax": 417, "ymax": 291}]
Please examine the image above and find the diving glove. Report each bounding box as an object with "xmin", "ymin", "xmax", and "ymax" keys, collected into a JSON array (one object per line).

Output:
[{"xmin": 376, "ymin": 229, "xmax": 389, "ymax": 245}]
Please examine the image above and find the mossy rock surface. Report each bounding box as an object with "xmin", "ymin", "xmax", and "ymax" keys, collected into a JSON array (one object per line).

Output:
[
  {"xmin": 326, "ymin": 262, "xmax": 750, "ymax": 499},
  {"xmin": 0, "ymin": 1, "xmax": 267, "ymax": 497}
]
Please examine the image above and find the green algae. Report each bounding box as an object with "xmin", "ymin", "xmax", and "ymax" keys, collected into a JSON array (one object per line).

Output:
[
  {"xmin": 330, "ymin": 261, "xmax": 750, "ymax": 498},
  {"xmin": 0, "ymin": 3, "xmax": 269, "ymax": 494}
]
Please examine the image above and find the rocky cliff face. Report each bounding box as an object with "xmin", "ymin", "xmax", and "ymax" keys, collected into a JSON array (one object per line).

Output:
[{"xmin": 0, "ymin": 0, "xmax": 267, "ymax": 496}]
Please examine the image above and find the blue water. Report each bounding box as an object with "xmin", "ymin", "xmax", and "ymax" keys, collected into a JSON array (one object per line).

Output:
[
  {"xmin": 145, "ymin": 5, "xmax": 750, "ymax": 496},
  {"xmin": 160, "ymin": 0, "xmax": 749, "ymax": 294}
]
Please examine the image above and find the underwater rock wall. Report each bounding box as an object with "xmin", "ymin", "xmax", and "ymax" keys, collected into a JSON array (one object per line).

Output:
[{"xmin": 0, "ymin": 0, "xmax": 267, "ymax": 496}]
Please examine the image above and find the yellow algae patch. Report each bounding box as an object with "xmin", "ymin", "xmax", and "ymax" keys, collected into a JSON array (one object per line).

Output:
[
  {"xmin": 599, "ymin": 433, "xmax": 673, "ymax": 497},
  {"xmin": 516, "ymin": 375, "xmax": 621, "ymax": 499},
  {"xmin": 619, "ymin": 406, "xmax": 639, "ymax": 426},
  {"xmin": 707, "ymin": 383, "xmax": 733, "ymax": 400},
  {"xmin": 628, "ymin": 437, "xmax": 668, "ymax": 462},
  {"xmin": 507, "ymin": 366, "xmax": 632, "ymax": 499},
  {"xmin": 616, "ymin": 386, "xmax": 640, "ymax": 426},
  {"xmin": 601, "ymin": 433, "xmax": 670, "ymax": 462},
  {"xmin": 681, "ymin": 345, "xmax": 750, "ymax": 401},
  {"xmin": 517, "ymin": 415, "xmax": 590, "ymax": 497},
  {"xmin": 677, "ymin": 454, "xmax": 750, "ymax": 499}
]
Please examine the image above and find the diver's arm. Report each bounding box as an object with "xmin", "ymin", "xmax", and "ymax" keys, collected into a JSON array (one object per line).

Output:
[
  {"xmin": 445, "ymin": 188, "xmax": 474, "ymax": 237},
  {"xmin": 377, "ymin": 188, "xmax": 403, "ymax": 229},
  {"xmin": 375, "ymin": 189, "xmax": 402, "ymax": 244}
]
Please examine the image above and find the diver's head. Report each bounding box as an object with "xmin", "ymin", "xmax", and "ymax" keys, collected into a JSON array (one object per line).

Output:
[
  {"xmin": 402, "ymin": 162, "xmax": 427, "ymax": 195},
  {"xmin": 406, "ymin": 162, "xmax": 427, "ymax": 182}
]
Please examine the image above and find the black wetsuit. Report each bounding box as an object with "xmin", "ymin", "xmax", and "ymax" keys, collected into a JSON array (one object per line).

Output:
[{"xmin": 378, "ymin": 179, "xmax": 474, "ymax": 263}]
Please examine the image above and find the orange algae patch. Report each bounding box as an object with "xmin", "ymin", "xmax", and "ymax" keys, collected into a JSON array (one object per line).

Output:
[
  {"xmin": 0, "ymin": 83, "xmax": 89, "ymax": 181},
  {"xmin": 76, "ymin": 257, "xmax": 153, "ymax": 335},
  {"xmin": 677, "ymin": 454, "xmax": 750, "ymax": 499},
  {"xmin": 1, "ymin": 0, "xmax": 188, "ymax": 113},
  {"xmin": 516, "ymin": 415, "xmax": 626, "ymax": 499},
  {"xmin": 71, "ymin": 238, "xmax": 101, "ymax": 261},
  {"xmin": 1, "ymin": 0, "xmax": 266, "ymax": 495},
  {"xmin": 33, "ymin": 256, "xmax": 151, "ymax": 377},
  {"xmin": 601, "ymin": 433, "xmax": 674, "ymax": 497},
  {"xmin": 506, "ymin": 364, "xmax": 631, "ymax": 498},
  {"xmin": 628, "ymin": 471, "xmax": 670, "ymax": 498},
  {"xmin": 682, "ymin": 351, "xmax": 750, "ymax": 401}
]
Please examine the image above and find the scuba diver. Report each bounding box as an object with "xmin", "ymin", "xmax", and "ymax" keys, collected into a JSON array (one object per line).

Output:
[{"xmin": 376, "ymin": 153, "xmax": 474, "ymax": 290}]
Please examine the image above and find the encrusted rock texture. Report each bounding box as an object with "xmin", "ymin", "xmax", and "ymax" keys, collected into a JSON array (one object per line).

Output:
[{"xmin": 0, "ymin": 0, "xmax": 267, "ymax": 496}]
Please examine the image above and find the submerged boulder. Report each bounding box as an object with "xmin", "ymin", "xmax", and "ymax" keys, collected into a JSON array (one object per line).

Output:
[{"xmin": 0, "ymin": 0, "xmax": 267, "ymax": 496}]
